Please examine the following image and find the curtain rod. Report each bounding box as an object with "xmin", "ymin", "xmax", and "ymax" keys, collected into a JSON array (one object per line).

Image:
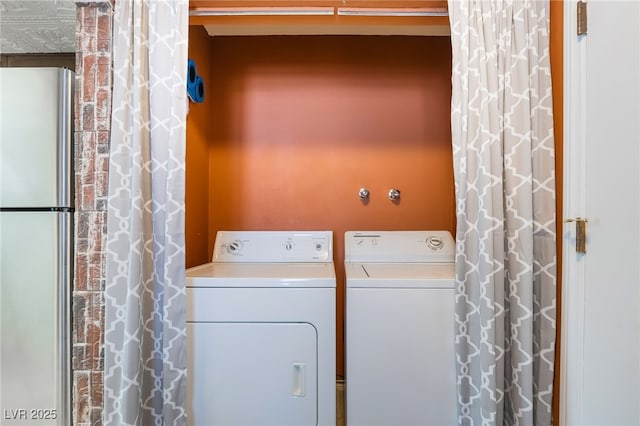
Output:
[
  {"xmin": 189, "ymin": 7, "xmax": 448, "ymax": 17},
  {"xmin": 337, "ymin": 8, "xmax": 448, "ymax": 17},
  {"xmin": 189, "ymin": 7, "xmax": 335, "ymax": 16}
]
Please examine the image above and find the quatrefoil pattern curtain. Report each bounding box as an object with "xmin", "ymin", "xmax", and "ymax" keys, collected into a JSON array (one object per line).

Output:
[
  {"xmin": 448, "ymin": 1, "xmax": 557, "ymax": 424},
  {"xmin": 103, "ymin": 1, "xmax": 188, "ymax": 424}
]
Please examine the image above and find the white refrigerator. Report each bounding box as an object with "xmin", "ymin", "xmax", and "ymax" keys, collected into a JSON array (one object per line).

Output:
[{"xmin": 0, "ymin": 68, "xmax": 73, "ymax": 426}]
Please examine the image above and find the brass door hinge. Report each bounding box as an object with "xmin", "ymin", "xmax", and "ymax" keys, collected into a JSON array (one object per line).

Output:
[
  {"xmin": 566, "ymin": 217, "xmax": 588, "ymax": 254},
  {"xmin": 577, "ymin": 0, "xmax": 587, "ymax": 36}
]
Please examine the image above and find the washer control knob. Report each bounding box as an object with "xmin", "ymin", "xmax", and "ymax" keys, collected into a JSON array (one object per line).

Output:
[
  {"xmin": 426, "ymin": 236, "xmax": 444, "ymax": 250},
  {"xmin": 227, "ymin": 240, "xmax": 243, "ymax": 253}
]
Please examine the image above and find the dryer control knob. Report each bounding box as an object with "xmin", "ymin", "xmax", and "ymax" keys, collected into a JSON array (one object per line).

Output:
[
  {"xmin": 227, "ymin": 240, "xmax": 243, "ymax": 254},
  {"xmin": 426, "ymin": 236, "xmax": 444, "ymax": 250}
]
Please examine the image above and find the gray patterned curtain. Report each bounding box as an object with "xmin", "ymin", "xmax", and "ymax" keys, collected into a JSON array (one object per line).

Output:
[
  {"xmin": 103, "ymin": 0, "xmax": 188, "ymax": 424},
  {"xmin": 448, "ymin": 1, "xmax": 557, "ymax": 425}
]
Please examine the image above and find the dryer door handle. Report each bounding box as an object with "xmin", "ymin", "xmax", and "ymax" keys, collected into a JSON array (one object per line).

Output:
[{"xmin": 291, "ymin": 363, "xmax": 306, "ymax": 397}]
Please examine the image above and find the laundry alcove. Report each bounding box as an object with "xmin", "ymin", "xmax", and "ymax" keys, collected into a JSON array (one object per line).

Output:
[
  {"xmin": 186, "ymin": 25, "xmax": 455, "ymax": 379},
  {"xmin": 185, "ymin": 3, "xmax": 563, "ymax": 408}
]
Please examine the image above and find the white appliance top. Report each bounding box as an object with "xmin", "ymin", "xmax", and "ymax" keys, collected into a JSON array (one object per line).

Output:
[
  {"xmin": 344, "ymin": 231, "xmax": 455, "ymax": 288},
  {"xmin": 344, "ymin": 230, "xmax": 455, "ymax": 263},
  {"xmin": 187, "ymin": 262, "xmax": 336, "ymax": 288},
  {"xmin": 186, "ymin": 231, "xmax": 336, "ymax": 288}
]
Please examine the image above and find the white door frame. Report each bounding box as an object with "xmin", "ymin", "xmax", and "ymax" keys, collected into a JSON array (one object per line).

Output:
[{"xmin": 560, "ymin": 1, "xmax": 587, "ymax": 424}]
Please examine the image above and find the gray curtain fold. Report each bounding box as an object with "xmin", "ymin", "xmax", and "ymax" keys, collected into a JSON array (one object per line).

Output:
[
  {"xmin": 103, "ymin": 1, "xmax": 189, "ymax": 425},
  {"xmin": 448, "ymin": 1, "xmax": 557, "ymax": 424}
]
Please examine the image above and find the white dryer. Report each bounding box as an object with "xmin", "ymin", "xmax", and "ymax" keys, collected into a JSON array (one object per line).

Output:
[
  {"xmin": 344, "ymin": 231, "xmax": 456, "ymax": 426},
  {"xmin": 186, "ymin": 231, "xmax": 336, "ymax": 426}
]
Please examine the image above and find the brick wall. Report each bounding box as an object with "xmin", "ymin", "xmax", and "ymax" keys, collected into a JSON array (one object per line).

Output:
[{"xmin": 73, "ymin": 2, "xmax": 112, "ymax": 425}]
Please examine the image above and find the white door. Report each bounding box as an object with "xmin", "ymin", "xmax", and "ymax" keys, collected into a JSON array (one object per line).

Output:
[{"xmin": 561, "ymin": 1, "xmax": 640, "ymax": 425}]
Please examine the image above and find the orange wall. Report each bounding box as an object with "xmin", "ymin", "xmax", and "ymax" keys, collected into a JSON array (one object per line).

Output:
[
  {"xmin": 186, "ymin": 26, "xmax": 215, "ymax": 268},
  {"xmin": 188, "ymin": 30, "xmax": 455, "ymax": 378}
]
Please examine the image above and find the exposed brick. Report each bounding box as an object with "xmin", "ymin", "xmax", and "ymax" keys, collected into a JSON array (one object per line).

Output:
[
  {"xmin": 81, "ymin": 37, "xmax": 97, "ymax": 59},
  {"xmin": 75, "ymin": 252, "xmax": 89, "ymax": 291},
  {"xmin": 83, "ymin": 55, "xmax": 97, "ymax": 102},
  {"xmin": 96, "ymin": 199, "xmax": 107, "ymax": 212},
  {"xmin": 88, "ymin": 265, "xmax": 102, "ymax": 291},
  {"xmin": 74, "ymin": 3, "xmax": 112, "ymax": 424},
  {"xmin": 81, "ymin": 185, "xmax": 95, "ymax": 211},
  {"xmin": 72, "ymin": 344, "xmax": 89, "ymax": 370},
  {"xmin": 81, "ymin": 132, "xmax": 97, "ymax": 158},
  {"xmin": 97, "ymin": 58, "xmax": 110, "ymax": 87},
  {"xmin": 74, "ymin": 371, "xmax": 91, "ymax": 423},
  {"xmin": 95, "ymin": 170, "xmax": 109, "ymax": 199},
  {"xmin": 96, "ymin": 89, "xmax": 109, "ymax": 118},
  {"xmin": 91, "ymin": 371, "xmax": 103, "ymax": 405},
  {"xmin": 87, "ymin": 324, "xmax": 102, "ymax": 370},
  {"xmin": 90, "ymin": 407, "xmax": 102, "ymax": 426},
  {"xmin": 97, "ymin": 130, "xmax": 109, "ymax": 145},
  {"xmin": 82, "ymin": 104, "xmax": 95, "ymax": 132},
  {"xmin": 97, "ymin": 38, "xmax": 110, "ymax": 54},
  {"xmin": 97, "ymin": 13, "xmax": 110, "ymax": 41},
  {"xmin": 77, "ymin": 212, "xmax": 90, "ymax": 239},
  {"xmin": 96, "ymin": 115, "xmax": 110, "ymax": 132},
  {"xmin": 81, "ymin": 158, "xmax": 95, "ymax": 185},
  {"xmin": 81, "ymin": 6, "xmax": 97, "ymax": 31}
]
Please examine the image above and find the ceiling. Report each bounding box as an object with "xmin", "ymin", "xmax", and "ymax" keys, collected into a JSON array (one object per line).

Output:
[{"xmin": 0, "ymin": 0, "xmax": 76, "ymax": 54}]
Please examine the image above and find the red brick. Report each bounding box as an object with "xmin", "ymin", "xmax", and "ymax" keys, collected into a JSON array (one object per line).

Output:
[
  {"xmin": 82, "ymin": 185, "xmax": 95, "ymax": 211},
  {"xmin": 72, "ymin": 344, "xmax": 89, "ymax": 370},
  {"xmin": 83, "ymin": 60, "xmax": 96, "ymax": 102},
  {"xmin": 96, "ymin": 89, "xmax": 109, "ymax": 118},
  {"xmin": 73, "ymin": 293, "xmax": 88, "ymax": 342},
  {"xmin": 97, "ymin": 13, "xmax": 110, "ymax": 41},
  {"xmin": 75, "ymin": 253, "xmax": 89, "ymax": 292},
  {"xmin": 81, "ymin": 6, "xmax": 96, "ymax": 31},
  {"xmin": 81, "ymin": 160, "xmax": 95, "ymax": 185},
  {"xmin": 97, "ymin": 38, "xmax": 110, "ymax": 54},
  {"xmin": 74, "ymin": 371, "xmax": 90, "ymax": 423},
  {"xmin": 82, "ymin": 104, "xmax": 95, "ymax": 132},
  {"xmin": 97, "ymin": 60, "xmax": 110, "ymax": 88},
  {"xmin": 97, "ymin": 130, "xmax": 109, "ymax": 145}
]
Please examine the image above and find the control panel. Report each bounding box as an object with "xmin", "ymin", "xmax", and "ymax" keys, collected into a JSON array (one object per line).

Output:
[
  {"xmin": 344, "ymin": 231, "xmax": 455, "ymax": 263},
  {"xmin": 212, "ymin": 231, "xmax": 333, "ymax": 262}
]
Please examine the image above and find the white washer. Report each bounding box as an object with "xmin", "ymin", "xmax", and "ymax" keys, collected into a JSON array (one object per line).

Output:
[
  {"xmin": 344, "ymin": 231, "xmax": 456, "ymax": 426},
  {"xmin": 187, "ymin": 231, "xmax": 336, "ymax": 426}
]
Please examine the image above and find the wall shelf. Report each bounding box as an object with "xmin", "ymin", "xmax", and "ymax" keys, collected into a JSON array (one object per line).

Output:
[{"xmin": 189, "ymin": 1, "xmax": 450, "ymax": 36}]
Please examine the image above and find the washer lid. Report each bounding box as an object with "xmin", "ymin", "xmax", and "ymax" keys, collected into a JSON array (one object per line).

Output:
[
  {"xmin": 345, "ymin": 262, "xmax": 454, "ymax": 288},
  {"xmin": 186, "ymin": 262, "xmax": 336, "ymax": 288}
]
